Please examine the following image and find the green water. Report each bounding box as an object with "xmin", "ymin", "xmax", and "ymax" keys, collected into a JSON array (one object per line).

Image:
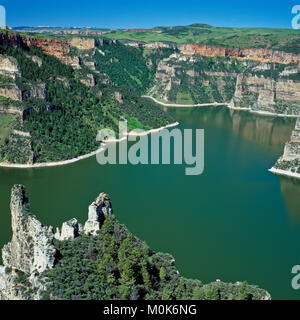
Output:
[{"xmin": 0, "ymin": 106, "xmax": 300, "ymax": 300}]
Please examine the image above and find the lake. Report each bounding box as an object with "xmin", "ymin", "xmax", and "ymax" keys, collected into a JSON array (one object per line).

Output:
[{"xmin": 0, "ymin": 106, "xmax": 299, "ymax": 299}]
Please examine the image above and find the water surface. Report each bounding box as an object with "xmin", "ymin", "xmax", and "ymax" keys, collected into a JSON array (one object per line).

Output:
[{"xmin": 0, "ymin": 106, "xmax": 299, "ymax": 299}]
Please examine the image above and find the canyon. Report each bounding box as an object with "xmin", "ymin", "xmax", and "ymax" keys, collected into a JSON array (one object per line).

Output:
[{"xmin": 0, "ymin": 30, "xmax": 300, "ymax": 169}]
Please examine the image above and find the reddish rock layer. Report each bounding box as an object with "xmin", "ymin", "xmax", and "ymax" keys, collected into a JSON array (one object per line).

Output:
[
  {"xmin": 0, "ymin": 32, "xmax": 95, "ymax": 58},
  {"xmin": 179, "ymin": 44, "xmax": 300, "ymax": 65}
]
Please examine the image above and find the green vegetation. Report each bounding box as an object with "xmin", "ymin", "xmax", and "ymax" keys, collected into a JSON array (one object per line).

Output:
[
  {"xmin": 275, "ymin": 160, "xmax": 300, "ymax": 174},
  {"xmin": 274, "ymin": 100, "xmax": 300, "ymax": 115},
  {"xmin": 0, "ymin": 44, "xmax": 173, "ymax": 163},
  {"xmin": 156, "ymin": 56, "xmax": 245, "ymax": 104},
  {"xmin": 1, "ymin": 26, "xmax": 299, "ymax": 163},
  {"xmin": 0, "ymin": 133, "xmax": 33, "ymax": 164},
  {"xmin": 94, "ymin": 43, "xmax": 151, "ymax": 94},
  {"xmin": 0, "ymin": 74, "xmax": 14, "ymax": 88},
  {"xmin": 41, "ymin": 215, "xmax": 267, "ymax": 300},
  {"xmin": 0, "ymin": 113, "xmax": 17, "ymax": 144},
  {"xmin": 17, "ymin": 24, "xmax": 300, "ymax": 54},
  {"xmin": 103, "ymin": 24, "xmax": 300, "ymax": 54}
]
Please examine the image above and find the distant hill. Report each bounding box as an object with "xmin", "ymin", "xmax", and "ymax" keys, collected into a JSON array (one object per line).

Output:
[{"xmin": 102, "ymin": 23, "xmax": 300, "ymax": 54}]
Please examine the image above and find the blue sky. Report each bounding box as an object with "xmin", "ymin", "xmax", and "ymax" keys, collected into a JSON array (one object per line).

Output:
[{"xmin": 1, "ymin": 0, "xmax": 300, "ymax": 29}]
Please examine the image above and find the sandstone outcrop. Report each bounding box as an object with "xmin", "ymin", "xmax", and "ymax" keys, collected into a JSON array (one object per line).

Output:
[
  {"xmin": 68, "ymin": 37, "xmax": 95, "ymax": 50},
  {"xmin": 0, "ymin": 32, "xmax": 93, "ymax": 69},
  {"xmin": 0, "ymin": 54, "xmax": 21, "ymax": 79},
  {"xmin": 179, "ymin": 44, "xmax": 300, "ymax": 65},
  {"xmin": 24, "ymin": 37, "xmax": 70, "ymax": 58},
  {"xmin": 123, "ymin": 40, "xmax": 300, "ymax": 65}
]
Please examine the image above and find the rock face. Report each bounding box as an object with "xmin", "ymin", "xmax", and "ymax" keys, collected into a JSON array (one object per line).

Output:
[
  {"xmin": 2, "ymin": 185, "xmax": 56, "ymax": 274},
  {"xmin": 0, "ymin": 32, "xmax": 93, "ymax": 69},
  {"xmin": 151, "ymin": 52, "xmax": 236, "ymax": 104},
  {"xmin": 24, "ymin": 37, "xmax": 70, "ymax": 58},
  {"xmin": 114, "ymin": 91, "xmax": 123, "ymax": 103},
  {"xmin": 59, "ymin": 55, "xmax": 81, "ymax": 69},
  {"xmin": 0, "ymin": 85, "xmax": 22, "ymax": 101},
  {"xmin": 23, "ymin": 81, "xmax": 47, "ymax": 101},
  {"xmin": 0, "ymin": 54, "xmax": 21, "ymax": 79},
  {"xmin": 144, "ymin": 41, "xmax": 177, "ymax": 50},
  {"xmin": 80, "ymin": 73, "xmax": 95, "ymax": 87},
  {"xmin": 179, "ymin": 44, "xmax": 300, "ymax": 65},
  {"xmin": 84, "ymin": 193, "xmax": 113, "ymax": 235},
  {"xmin": 124, "ymin": 40, "xmax": 300, "ymax": 65},
  {"xmin": 124, "ymin": 41, "xmax": 177, "ymax": 50},
  {"xmin": 273, "ymin": 118, "xmax": 300, "ymax": 174},
  {"xmin": 54, "ymin": 218, "xmax": 80, "ymax": 241},
  {"xmin": 0, "ymin": 186, "xmax": 113, "ymax": 300},
  {"xmin": 232, "ymin": 74, "xmax": 300, "ymax": 115},
  {"xmin": 69, "ymin": 37, "xmax": 95, "ymax": 50},
  {"xmin": 150, "ymin": 50, "xmax": 300, "ymax": 116}
]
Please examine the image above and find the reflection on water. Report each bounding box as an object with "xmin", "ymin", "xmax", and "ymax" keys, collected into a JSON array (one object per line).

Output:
[
  {"xmin": 167, "ymin": 106, "xmax": 296, "ymax": 154},
  {"xmin": 168, "ymin": 106, "xmax": 300, "ymax": 228},
  {"xmin": 280, "ymin": 176, "xmax": 300, "ymax": 224}
]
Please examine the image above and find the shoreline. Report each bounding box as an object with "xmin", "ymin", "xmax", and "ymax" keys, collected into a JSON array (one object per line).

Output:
[
  {"xmin": 0, "ymin": 122, "xmax": 179, "ymax": 169},
  {"xmin": 143, "ymin": 96, "xmax": 300, "ymax": 118},
  {"xmin": 142, "ymin": 95, "xmax": 225, "ymax": 107},
  {"xmin": 269, "ymin": 167, "xmax": 300, "ymax": 180}
]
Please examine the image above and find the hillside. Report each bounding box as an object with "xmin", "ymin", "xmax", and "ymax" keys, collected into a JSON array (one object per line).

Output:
[
  {"xmin": 0, "ymin": 33, "xmax": 173, "ymax": 164},
  {"xmin": 102, "ymin": 24, "xmax": 300, "ymax": 54}
]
